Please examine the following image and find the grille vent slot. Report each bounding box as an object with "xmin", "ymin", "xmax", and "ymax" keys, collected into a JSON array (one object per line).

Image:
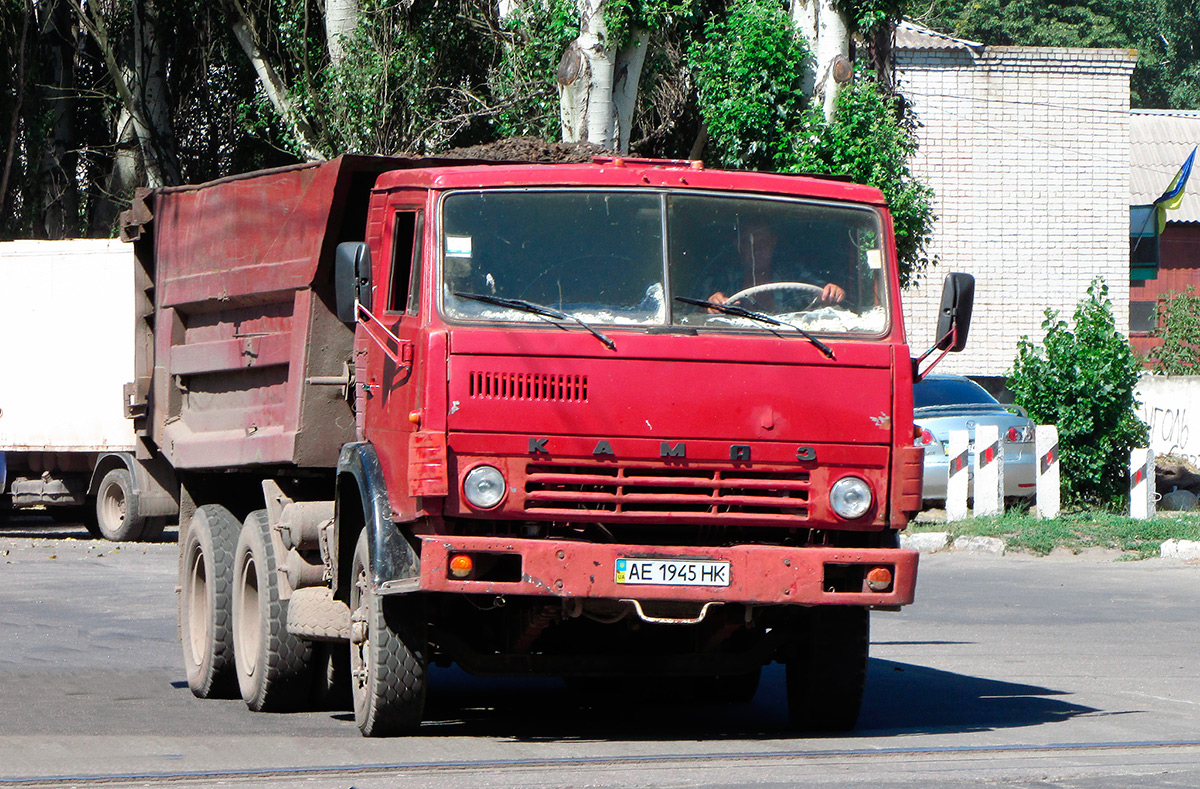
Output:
[{"xmin": 469, "ymin": 371, "xmax": 588, "ymax": 402}]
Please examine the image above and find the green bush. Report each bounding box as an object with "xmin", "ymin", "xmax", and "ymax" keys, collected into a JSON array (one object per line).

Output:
[
  {"xmin": 1149, "ymin": 286, "xmax": 1200, "ymax": 374},
  {"xmin": 790, "ymin": 75, "xmax": 936, "ymax": 289},
  {"xmin": 688, "ymin": 0, "xmax": 812, "ymax": 171},
  {"xmin": 1008, "ymin": 278, "xmax": 1148, "ymax": 506}
]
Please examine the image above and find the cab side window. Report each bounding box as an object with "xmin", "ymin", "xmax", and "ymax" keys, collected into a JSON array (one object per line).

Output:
[{"xmin": 388, "ymin": 210, "xmax": 423, "ymax": 314}]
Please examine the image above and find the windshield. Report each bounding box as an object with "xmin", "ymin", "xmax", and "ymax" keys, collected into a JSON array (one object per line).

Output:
[{"xmin": 440, "ymin": 189, "xmax": 889, "ymax": 335}]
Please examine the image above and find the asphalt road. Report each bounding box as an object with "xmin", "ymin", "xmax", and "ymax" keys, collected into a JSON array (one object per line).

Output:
[{"xmin": 1, "ymin": 513, "xmax": 1199, "ymax": 788}]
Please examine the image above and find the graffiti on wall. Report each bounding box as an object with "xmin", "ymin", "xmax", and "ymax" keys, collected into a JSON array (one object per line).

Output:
[{"xmin": 1136, "ymin": 376, "xmax": 1200, "ymax": 466}]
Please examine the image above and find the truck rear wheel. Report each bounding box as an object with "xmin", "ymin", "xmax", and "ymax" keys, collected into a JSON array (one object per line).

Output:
[
  {"xmin": 350, "ymin": 529, "xmax": 427, "ymax": 736},
  {"xmin": 180, "ymin": 505, "xmax": 240, "ymax": 698},
  {"xmin": 785, "ymin": 607, "xmax": 869, "ymax": 732},
  {"xmin": 232, "ymin": 509, "xmax": 314, "ymax": 711},
  {"xmin": 94, "ymin": 468, "xmax": 147, "ymax": 541}
]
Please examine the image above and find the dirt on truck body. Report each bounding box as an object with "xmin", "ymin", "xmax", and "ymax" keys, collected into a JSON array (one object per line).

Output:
[{"xmin": 121, "ymin": 154, "xmax": 973, "ymax": 735}]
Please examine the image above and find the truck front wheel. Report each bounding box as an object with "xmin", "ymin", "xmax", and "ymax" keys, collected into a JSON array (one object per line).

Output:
[
  {"xmin": 785, "ymin": 607, "xmax": 869, "ymax": 732},
  {"xmin": 179, "ymin": 505, "xmax": 240, "ymax": 698},
  {"xmin": 94, "ymin": 468, "xmax": 146, "ymax": 541},
  {"xmin": 349, "ymin": 529, "xmax": 427, "ymax": 736}
]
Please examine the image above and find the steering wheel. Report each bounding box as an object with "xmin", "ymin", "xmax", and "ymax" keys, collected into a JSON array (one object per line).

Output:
[{"xmin": 724, "ymin": 281, "xmax": 824, "ymax": 310}]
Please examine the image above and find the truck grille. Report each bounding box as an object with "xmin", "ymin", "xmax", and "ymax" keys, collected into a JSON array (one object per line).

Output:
[
  {"xmin": 524, "ymin": 463, "xmax": 809, "ymax": 522},
  {"xmin": 469, "ymin": 371, "xmax": 587, "ymax": 402}
]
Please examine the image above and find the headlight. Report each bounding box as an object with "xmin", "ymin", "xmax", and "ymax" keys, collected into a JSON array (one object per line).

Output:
[
  {"xmin": 830, "ymin": 476, "xmax": 872, "ymax": 519},
  {"xmin": 463, "ymin": 465, "xmax": 506, "ymax": 509}
]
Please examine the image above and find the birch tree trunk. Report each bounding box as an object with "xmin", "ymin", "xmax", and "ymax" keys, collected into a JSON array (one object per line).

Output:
[
  {"xmin": 612, "ymin": 32, "xmax": 648, "ymax": 155},
  {"xmin": 558, "ymin": 0, "xmax": 616, "ymax": 150},
  {"xmin": 132, "ymin": 0, "xmax": 183, "ymax": 185},
  {"xmin": 71, "ymin": 0, "xmax": 182, "ymax": 187},
  {"xmin": 34, "ymin": 0, "xmax": 80, "ymax": 238},
  {"xmin": 791, "ymin": 0, "xmax": 850, "ymax": 121},
  {"xmin": 90, "ymin": 106, "xmax": 141, "ymax": 235},
  {"xmin": 224, "ymin": 0, "xmax": 326, "ymax": 161},
  {"xmin": 324, "ymin": 0, "xmax": 359, "ymax": 65}
]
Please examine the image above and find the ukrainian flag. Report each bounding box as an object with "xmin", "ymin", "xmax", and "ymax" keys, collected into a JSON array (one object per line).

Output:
[{"xmin": 1155, "ymin": 146, "xmax": 1197, "ymax": 233}]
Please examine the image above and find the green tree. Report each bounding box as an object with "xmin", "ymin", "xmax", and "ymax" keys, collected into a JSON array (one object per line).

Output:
[
  {"xmin": 1149, "ymin": 287, "xmax": 1200, "ymax": 375},
  {"xmin": 791, "ymin": 73, "xmax": 936, "ymax": 287},
  {"xmin": 923, "ymin": 0, "xmax": 1197, "ymax": 109},
  {"xmin": 1008, "ymin": 278, "xmax": 1148, "ymax": 506},
  {"xmin": 689, "ymin": 0, "xmax": 811, "ymax": 171}
]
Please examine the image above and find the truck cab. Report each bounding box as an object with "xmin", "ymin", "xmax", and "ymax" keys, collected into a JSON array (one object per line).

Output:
[{"xmin": 133, "ymin": 156, "xmax": 971, "ymax": 736}]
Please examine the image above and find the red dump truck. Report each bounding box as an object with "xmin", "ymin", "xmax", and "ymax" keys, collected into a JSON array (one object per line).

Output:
[{"xmin": 121, "ymin": 154, "xmax": 972, "ymax": 736}]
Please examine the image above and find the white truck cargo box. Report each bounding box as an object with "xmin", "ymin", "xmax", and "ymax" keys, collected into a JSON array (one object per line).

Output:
[{"xmin": 0, "ymin": 240, "xmax": 135, "ymax": 452}]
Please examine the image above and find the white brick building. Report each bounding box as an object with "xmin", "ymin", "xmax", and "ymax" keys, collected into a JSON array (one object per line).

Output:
[{"xmin": 894, "ymin": 23, "xmax": 1136, "ymax": 381}]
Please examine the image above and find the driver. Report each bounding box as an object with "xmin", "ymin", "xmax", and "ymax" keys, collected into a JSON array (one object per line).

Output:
[{"xmin": 707, "ymin": 219, "xmax": 845, "ymax": 307}]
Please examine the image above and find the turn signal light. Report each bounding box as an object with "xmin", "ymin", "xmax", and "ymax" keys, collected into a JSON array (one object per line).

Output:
[
  {"xmin": 866, "ymin": 566, "xmax": 893, "ymax": 592},
  {"xmin": 449, "ymin": 554, "xmax": 474, "ymax": 579}
]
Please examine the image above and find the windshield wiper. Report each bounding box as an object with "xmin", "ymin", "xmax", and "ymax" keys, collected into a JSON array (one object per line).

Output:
[
  {"xmin": 454, "ymin": 292, "xmax": 616, "ymax": 351},
  {"xmin": 675, "ymin": 297, "xmax": 835, "ymax": 360}
]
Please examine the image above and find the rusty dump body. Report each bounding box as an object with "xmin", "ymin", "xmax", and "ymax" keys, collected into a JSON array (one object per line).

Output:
[
  {"xmin": 123, "ymin": 157, "xmax": 402, "ymax": 469},
  {"xmin": 132, "ymin": 154, "xmax": 942, "ymax": 734}
]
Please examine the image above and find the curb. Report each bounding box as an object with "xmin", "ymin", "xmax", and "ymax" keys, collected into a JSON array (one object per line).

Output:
[
  {"xmin": 900, "ymin": 532, "xmax": 1005, "ymax": 555},
  {"xmin": 1161, "ymin": 539, "xmax": 1200, "ymax": 560},
  {"xmin": 903, "ymin": 532, "xmax": 1200, "ymax": 560}
]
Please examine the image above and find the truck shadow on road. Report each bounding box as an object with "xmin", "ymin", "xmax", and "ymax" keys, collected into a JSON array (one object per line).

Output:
[{"xmin": 408, "ymin": 657, "xmax": 1098, "ymax": 742}]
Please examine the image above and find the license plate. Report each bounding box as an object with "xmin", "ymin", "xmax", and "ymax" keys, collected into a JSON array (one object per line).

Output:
[{"xmin": 614, "ymin": 558, "xmax": 731, "ymax": 587}]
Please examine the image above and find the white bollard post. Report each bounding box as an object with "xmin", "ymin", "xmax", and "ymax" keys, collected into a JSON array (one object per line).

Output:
[
  {"xmin": 1035, "ymin": 425, "xmax": 1060, "ymax": 519},
  {"xmin": 1130, "ymin": 447, "xmax": 1156, "ymax": 520},
  {"xmin": 946, "ymin": 429, "xmax": 970, "ymax": 521},
  {"xmin": 974, "ymin": 424, "xmax": 1003, "ymax": 517}
]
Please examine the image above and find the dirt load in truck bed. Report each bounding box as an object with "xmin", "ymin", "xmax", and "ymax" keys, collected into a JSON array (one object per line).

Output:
[{"xmin": 436, "ymin": 136, "xmax": 609, "ymax": 163}]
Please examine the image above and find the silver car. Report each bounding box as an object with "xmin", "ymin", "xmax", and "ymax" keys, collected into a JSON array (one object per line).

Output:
[{"xmin": 914, "ymin": 374, "xmax": 1037, "ymax": 503}]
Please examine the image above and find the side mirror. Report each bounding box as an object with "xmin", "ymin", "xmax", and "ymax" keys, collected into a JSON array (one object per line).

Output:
[
  {"xmin": 334, "ymin": 242, "xmax": 372, "ymax": 323},
  {"xmin": 934, "ymin": 272, "xmax": 974, "ymax": 352}
]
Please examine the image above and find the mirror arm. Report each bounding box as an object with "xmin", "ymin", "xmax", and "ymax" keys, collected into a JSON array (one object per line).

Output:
[
  {"xmin": 355, "ymin": 300, "xmax": 411, "ymax": 369},
  {"xmin": 912, "ymin": 323, "xmax": 957, "ymax": 382}
]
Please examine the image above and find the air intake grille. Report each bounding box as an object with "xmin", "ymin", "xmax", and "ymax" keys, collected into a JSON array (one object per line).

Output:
[
  {"xmin": 524, "ymin": 463, "xmax": 809, "ymax": 522},
  {"xmin": 469, "ymin": 372, "xmax": 587, "ymax": 402}
]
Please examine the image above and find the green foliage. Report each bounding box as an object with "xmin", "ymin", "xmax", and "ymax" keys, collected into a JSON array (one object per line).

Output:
[
  {"xmin": 923, "ymin": 0, "xmax": 1199, "ymax": 109},
  {"xmin": 1008, "ymin": 278, "xmax": 1149, "ymax": 506},
  {"xmin": 1149, "ymin": 287, "xmax": 1200, "ymax": 375},
  {"xmin": 604, "ymin": 0, "xmax": 699, "ymax": 50},
  {"xmin": 488, "ymin": 0, "xmax": 578, "ymax": 140},
  {"xmin": 835, "ymin": 0, "xmax": 905, "ymax": 36},
  {"xmin": 911, "ymin": 509, "xmax": 1200, "ymax": 558},
  {"xmin": 321, "ymin": 0, "xmax": 497, "ymax": 154},
  {"xmin": 791, "ymin": 75, "xmax": 936, "ymax": 288},
  {"xmin": 688, "ymin": 0, "xmax": 811, "ymax": 171}
]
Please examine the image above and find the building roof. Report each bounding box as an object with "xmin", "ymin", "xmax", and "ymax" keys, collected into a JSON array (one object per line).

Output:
[
  {"xmin": 895, "ymin": 20, "xmax": 983, "ymax": 52},
  {"xmin": 1131, "ymin": 110, "xmax": 1200, "ymax": 224}
]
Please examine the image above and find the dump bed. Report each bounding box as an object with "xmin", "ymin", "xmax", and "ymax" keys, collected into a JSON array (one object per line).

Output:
[
  {"xmin": 124, "ymin": 156, "xmax": 405, "ymax": 470},
  {"xmin": 0, "ymin": 239, "xmax": 136, "ymax": 453}
]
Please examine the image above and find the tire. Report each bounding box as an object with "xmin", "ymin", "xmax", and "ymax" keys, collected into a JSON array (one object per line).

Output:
[
  {"xmin": 179, "ymin": 504, "xmax": 240, "ymax": 699},
  {"xmin": 785, "ymin": 607, "xmax": 869, "ymax": 732},
  {"xmin": 350, "ymin": 528, "xmax": 427, "ymax": 736},
  {"xmin": 94, "ymin": 468, "xmax": 147, "ymax": 541},
  {"xmin": 232, "ymin": 509, "xmax": 314, "ymax": 711}
]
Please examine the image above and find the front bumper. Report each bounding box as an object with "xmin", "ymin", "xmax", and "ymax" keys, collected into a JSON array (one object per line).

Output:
[{"xmin": 416, "ymin": 535, "xmax": 918, "ymax": 607}]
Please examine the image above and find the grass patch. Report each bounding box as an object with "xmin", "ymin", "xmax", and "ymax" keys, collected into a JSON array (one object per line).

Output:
[{"xmin": 910, "ymin": 509, "xmax": 1200, "ymax": 559}]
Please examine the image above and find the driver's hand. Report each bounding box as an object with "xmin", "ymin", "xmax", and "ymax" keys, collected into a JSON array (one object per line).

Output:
[
  {"xmin": 821, "ymin": 284, "xmax": 845, "ymax": 304},
  {"xmin": 707, "ymin": 291, "xmax": 728, "ymax": 312}
]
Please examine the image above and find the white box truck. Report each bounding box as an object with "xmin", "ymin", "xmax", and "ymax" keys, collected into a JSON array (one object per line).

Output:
[{"xmin": 0, "ymin": 239, "xmax": 176, "ymax": 540}]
